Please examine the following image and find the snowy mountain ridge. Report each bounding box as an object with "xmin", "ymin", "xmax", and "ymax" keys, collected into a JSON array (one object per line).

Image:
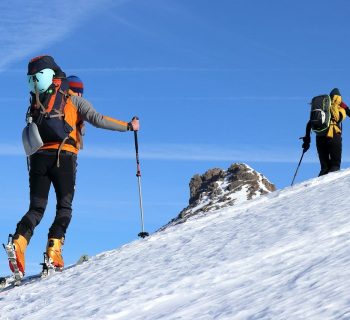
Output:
[{"xmin": 1, "ymin": 168, "xmax": 350, "ymax": 319}]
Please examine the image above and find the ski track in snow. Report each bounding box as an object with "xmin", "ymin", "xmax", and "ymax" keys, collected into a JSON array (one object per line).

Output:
[{"xmin": 1, "ymin": 170, "xmax": 350, "ymax": 319}]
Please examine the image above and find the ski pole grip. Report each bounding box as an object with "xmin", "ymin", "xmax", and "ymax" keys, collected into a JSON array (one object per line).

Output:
[
  {"xmin": 131, "ymin": 116, "xmax": 139, "ymax": 132},
  {"xmin": 134, "ymin": 130, "xmax": 139, "ymax": 153},
  {"xmin": 133, "ymin": 130, "xmax": 141, "ymax": 177}
]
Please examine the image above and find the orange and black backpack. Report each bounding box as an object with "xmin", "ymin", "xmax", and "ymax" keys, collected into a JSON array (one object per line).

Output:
[{"xmin": 27, "ymin": 77, "xmax": 83, "ymax": 156}]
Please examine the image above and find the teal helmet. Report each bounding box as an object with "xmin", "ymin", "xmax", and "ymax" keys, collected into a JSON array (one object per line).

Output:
[{"xmin": 28, "ymin": 68, "xmax": 55, "ymax": 93}]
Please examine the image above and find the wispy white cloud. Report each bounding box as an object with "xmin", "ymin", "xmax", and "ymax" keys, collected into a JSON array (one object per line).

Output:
[
  {"xmin": 68, "ymin": 67, "xmax": 240, "ymax": 73},
  {"xmin": 85, "ymin": 95, "xmax": 308, "ymax": 103},
  {"xmin": 5, "ymin": 66, "xmax": 343, "ymax": 75},
  {"xmin": 0, "ymin": 144, "xmax": 23, "ymax": 156},
  {"xmin": 0, "ymin": 86, "xmax": 311, "ymax": 103},
  {"xmin": 6, "ymin": 142, "xmax": 349, "ymax": 164},
  {"xmin": 0, "ymin": 0, "xmax": 126, "ymax": 71},
  {"xmin": 0, "ymin": 97, "xmax": 27, "ymax": 102},
  {"xmin": 65, "ymin": 67, "xmax": 343, "ymax": 73},
  {"xmin": 79, "ymin": 143, "xmax": 320, "ymax": 163}
]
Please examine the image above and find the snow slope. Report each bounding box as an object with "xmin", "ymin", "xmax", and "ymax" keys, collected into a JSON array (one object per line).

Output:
[{"xmin": 1, "ymin": 169, "xmax": 350, "ymax": 319}]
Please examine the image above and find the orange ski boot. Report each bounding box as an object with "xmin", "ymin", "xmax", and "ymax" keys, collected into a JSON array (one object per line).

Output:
[{"xmin": 46, "ymin": 238, "xmax": 64, "ymax": 269}]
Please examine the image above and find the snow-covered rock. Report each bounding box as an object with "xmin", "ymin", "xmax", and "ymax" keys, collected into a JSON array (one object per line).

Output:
[{"xmin": 162, "ymin": 163, "xmax": 275, "ymax": 229}]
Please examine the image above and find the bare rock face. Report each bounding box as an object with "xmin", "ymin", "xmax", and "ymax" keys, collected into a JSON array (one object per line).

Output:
[{"xmin": 161, "ymin": 163, "xmax": 276, "ymax": 230}]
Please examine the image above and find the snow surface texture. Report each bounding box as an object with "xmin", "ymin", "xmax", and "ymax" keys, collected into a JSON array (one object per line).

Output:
[{"xmin": 1, "ymin": 168, "xmax": 350, "ymax": 319}]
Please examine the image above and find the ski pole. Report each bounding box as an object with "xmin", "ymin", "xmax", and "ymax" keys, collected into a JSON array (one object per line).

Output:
[
  {"xmin": 133, "ymin": 119, "xmax": 149, "ymax": 238},
  {"xmin": 291, "ymin": 150, "xmax": 305, "ymax": 186}
]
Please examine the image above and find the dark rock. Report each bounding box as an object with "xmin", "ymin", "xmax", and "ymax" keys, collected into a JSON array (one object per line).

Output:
[{"xmin": 160, "ymin": 163, "xmax": 276, "ymax": 231}]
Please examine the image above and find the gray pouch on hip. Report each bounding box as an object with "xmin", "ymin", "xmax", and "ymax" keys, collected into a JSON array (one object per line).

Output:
[{"xmin": 22, "ymin": 122, "xmax": 43, "ymax": 156}]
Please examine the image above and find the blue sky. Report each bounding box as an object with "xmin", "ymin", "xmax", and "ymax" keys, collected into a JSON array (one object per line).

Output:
[{"xmin": 1, "ymin": 0, "xmax": 350, "ymax": 275}]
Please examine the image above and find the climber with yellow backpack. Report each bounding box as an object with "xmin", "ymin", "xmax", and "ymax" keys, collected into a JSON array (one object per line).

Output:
[
  {"xmin": 301, "ymin": 88, "xmax": 347, "ymax": 176},
  {"xmin": 8, "ymin": 55, "xmax": 139, "ymax": 277}
]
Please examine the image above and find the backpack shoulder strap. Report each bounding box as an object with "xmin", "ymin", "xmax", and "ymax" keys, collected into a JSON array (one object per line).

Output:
[{"xmin": 45, "ymin": 78, "xmax": 69, "ymax": 118}]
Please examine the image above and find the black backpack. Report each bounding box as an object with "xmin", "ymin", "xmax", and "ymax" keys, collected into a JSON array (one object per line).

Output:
[
  {"xmin": 309, "ymin": 94, "xmax": 332, "ymax": 135},
  {"xmin": 28, "ymin": 77, "xmax": 75, "ymax": 146}
]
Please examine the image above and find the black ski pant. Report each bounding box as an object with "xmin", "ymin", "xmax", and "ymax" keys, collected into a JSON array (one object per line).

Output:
[
  {"xmin": 316, "ymin": 134, "xmax": 342, "ymax": 176},
  {"xmin": 15, "ymin": 150, "xmax": 77, "ymax": 243}
]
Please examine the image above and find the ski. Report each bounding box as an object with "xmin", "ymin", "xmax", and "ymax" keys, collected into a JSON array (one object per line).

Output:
[
  {"xmin": 40, "ymin": 253, "xmax": 89, "ymax": 278},
  {"xmin": 0, "ymin": 273, "xmax": 41, "ymax": 290},
  {"xmin": 0, "ymin": 253, "xmax": 89, "ymax": 291}
]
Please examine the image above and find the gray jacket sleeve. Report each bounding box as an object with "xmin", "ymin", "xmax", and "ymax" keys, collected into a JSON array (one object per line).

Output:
[{"xmin": 71, "ymin": 95, "xmax": 128, "ymax": 132}]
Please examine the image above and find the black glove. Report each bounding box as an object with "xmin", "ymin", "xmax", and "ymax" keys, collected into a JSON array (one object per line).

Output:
[
  {"xmin": 345, "ymin": 107, "xmax": 350, "ymax": 117},
  {"xmin": 301, "ymin": 136, "xmax": 311, "ymax": 152},
  {"xmin": 127, "ymin": 122, "xmax": 134, "ymax": 131}
]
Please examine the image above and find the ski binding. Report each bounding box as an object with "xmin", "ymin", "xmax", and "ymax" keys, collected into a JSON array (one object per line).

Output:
[{"xmin": 40, "ymin": 252, "xmax": 63, "ymax": 278}]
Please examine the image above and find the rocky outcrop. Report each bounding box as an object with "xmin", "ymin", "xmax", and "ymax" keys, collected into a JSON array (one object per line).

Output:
[{"xmin": 161, "ymin": 163, "xmax": 276, "ymax": 230}]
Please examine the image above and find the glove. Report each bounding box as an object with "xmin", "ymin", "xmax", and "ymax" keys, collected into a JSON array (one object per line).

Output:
[
  {"xmin": 341, "ymin": 102, "xmax": 350, "ymax": 117},
  {"xmin": 302, "ymin": 136, "xmax": 311, "ymax": 152},
  {"xmin": 127, "ymin": 117, "xmax": 139, "ymax": 131}
]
